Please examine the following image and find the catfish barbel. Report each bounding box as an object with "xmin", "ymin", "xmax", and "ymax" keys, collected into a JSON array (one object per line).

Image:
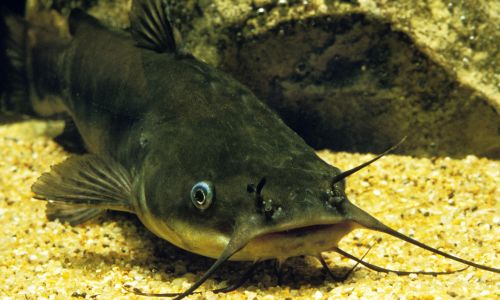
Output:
[{"xmin": 1, "ymin": 0, "xmax": 498, "ymax": 298}]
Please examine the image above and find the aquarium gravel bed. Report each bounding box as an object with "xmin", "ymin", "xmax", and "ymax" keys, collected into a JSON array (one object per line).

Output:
[{"xmin": 0, "ymin": 121, "xmax": 498, "ymax": 299}]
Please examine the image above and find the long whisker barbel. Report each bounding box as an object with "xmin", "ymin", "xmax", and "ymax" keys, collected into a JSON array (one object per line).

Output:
[
  {"xmin": 318, "ymin": 243, "xmax": 374, "ymax": 281},
  {"xmin": 331, "ymin": 136, "xmax": 407, "ymax": 186},
  {"xmin": 333, "ymin": 247, "xmax": 469, "ymax": 276}
]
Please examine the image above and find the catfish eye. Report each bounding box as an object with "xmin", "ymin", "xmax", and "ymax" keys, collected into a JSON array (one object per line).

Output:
[{"xmin": 190, "ymin": 181, "xmax": 214, "ymax": 210}]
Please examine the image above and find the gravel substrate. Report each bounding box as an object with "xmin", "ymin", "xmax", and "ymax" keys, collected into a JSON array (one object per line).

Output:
[{"xmin": 0, "ymin": 121, "xmax": 498, "ymax": 299}]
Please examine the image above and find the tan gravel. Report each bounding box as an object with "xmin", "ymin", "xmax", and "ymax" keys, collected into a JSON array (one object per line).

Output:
[{"xmin": 0, "ymin": 120, "xmax": 498, "ymax": 299}]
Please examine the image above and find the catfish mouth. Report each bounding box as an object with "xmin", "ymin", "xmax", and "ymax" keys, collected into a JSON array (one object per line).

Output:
[
  {"xmin": 232, "ymin": 221, "xmax": 356, "ymax": 261},
  {"xmin": 271, "ymin": 224, "xmax": 335, "ymax": 237}
]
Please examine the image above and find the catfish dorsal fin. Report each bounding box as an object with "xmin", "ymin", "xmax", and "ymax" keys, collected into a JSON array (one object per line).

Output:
[{"xmin": 129, "ymin": 0, "xmax": 177, "ymax": 53}]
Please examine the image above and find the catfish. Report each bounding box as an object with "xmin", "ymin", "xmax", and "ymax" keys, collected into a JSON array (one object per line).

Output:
[{"xmin": 0, "ymin": 0, "xmax": 497, "ymax": 299}]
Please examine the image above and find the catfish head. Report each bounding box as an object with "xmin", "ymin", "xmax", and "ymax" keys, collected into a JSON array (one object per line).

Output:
[
  {"xmin": 139, "ymin": 142, "xmax": 355, "ymax": 262},
  {"xmin": 130, "ymin": 29, "xmax": 368, "ymax": 261}
]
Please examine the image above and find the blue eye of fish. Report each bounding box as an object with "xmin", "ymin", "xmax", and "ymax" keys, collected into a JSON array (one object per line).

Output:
[{"xmin": 190, "ymin": 181, "xmax": 215, "ymax": 210}]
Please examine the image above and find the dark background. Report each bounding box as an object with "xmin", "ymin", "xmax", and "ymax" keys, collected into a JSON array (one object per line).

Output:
[{"xmin": 1, "ymin": 0, "xmax": 25, "ymax": 14}]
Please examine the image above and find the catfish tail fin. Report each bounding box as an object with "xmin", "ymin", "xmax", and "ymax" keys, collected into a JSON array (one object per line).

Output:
[{"xmin": 0, "ymin": 12, "xmax": 34, "ymax": 120}]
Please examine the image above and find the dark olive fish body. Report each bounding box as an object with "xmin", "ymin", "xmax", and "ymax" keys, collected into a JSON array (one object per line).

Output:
[
  {"xmin": 5, "ymin": 2, "xmax": 340, "ymax": 258},
  {"xmin": 1, "ymin": 0, "xmax": 497, "ymax": 298}
]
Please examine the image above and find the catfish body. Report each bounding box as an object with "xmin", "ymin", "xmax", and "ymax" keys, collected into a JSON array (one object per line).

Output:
[
  {"xmin": 6, "ymin": 2, "xmax": 344, "ymax": 260},
  {"xmin": 1, "ymin": 1, "xmax": 498, "ymax": 299}
]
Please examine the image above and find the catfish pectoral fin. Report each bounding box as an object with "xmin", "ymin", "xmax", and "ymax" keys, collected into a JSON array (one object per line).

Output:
[
  {"xmin": 46, "ymin": 202, "xmax": 104, "ymax": 225},
  {"xmin": 32, "ymin": 154, "xmax": 134, "ymax": 214}
]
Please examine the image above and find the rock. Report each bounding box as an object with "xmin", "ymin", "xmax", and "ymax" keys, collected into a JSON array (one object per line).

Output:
[{"xmin": 25, "ymin": 0, "xmax": 500, "ymax": 157}]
